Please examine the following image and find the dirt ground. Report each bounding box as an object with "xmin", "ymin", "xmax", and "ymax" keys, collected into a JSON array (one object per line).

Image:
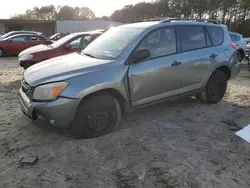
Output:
[{"xmin": 0, "ymin": 57, "xmax": 249, "ymax": 188}]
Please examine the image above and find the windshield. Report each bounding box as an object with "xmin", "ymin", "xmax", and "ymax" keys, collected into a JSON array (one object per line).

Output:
[
  {"xmin": 83, "ymin": 27, "xmax": 144, "ymax": 60},
  {"xmin": 51, "ymin": 34, "xmax": 76, "ymax": 48}
]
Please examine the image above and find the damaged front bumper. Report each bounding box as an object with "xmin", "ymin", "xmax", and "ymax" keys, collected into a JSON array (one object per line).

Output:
[{"xmin": 18, "ymin": 88, "xmax": 80, "ymax": 128}]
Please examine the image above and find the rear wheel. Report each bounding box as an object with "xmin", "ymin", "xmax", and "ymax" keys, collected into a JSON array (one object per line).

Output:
[
  {"xmin": 201, "ymin": 70, "xmax": 227, "ymax": 104},
  {"xmin": 70, "ymin": 93, "xmax": 122, "ymax": 139},
  {"xmin": 0, "ymin": 48, "xmax": 4, "ymax": 57}
]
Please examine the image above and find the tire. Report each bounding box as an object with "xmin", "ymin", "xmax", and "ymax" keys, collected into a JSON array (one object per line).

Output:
[
  {"xmin": 201, "ymin": 70, "xmax": 227, "ymax": 104},
  {"xmin": 70, "ymin": 93, "xmax": 122, "ymax": 139},
  {"xmin": 0, "ymin": 48, "xmax": 4, "ymax": 57}
]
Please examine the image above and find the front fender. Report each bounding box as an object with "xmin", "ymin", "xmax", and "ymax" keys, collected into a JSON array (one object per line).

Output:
[{"xmin": 60, "ymin": 64, "xmax": 130, "ymax": 103}]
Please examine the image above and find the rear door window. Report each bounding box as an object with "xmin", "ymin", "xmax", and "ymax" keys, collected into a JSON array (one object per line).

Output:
[
  {"xmin": 177, "ymin": 26, "xmax": 206, "ymax": 52},
  {"xmin": 29, "ymin": 36, "xmax": 44, "ymax": 41},
  {"xmin": 207, "ymin": 26, "xmax": 224, "ymax": 46}
]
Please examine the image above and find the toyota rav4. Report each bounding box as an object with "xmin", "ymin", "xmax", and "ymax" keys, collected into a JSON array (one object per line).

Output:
[{"xmin": 18, "ymin": 18, "xmax": 240, "ymax": 139}]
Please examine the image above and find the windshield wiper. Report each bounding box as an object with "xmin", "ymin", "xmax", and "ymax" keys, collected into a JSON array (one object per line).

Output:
[{"xmin": 82, "ymin": 52, "xmax": 99, "ymax": 59}]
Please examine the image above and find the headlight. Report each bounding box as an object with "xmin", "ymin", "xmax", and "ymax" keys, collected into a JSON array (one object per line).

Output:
[
  {"xmin": 19, "ymin": 54, "xmax": 33, "ymax": 61},
  {"xmin": 33, "ymin": 82, "xmax": 68, "ymax": 101}
]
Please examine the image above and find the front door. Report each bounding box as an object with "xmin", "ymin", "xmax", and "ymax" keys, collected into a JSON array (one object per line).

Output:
[{"xmin": 128, "ymin": 27, "xmax": 181, "ymax": 107}]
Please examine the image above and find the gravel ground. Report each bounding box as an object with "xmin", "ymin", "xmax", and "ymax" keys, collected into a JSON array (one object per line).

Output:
[{"xmin": 0, "ymin": 57, "xmax": 249, "ymax": 188}]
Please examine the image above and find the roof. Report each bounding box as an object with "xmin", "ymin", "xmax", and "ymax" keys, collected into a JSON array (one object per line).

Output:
[{"xmin": 5, "ymin": 33, "xmax": 44, "ymax": 39}]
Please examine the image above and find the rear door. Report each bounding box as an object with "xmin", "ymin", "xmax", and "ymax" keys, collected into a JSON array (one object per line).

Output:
[{"xmin": 175, "ymin": 25, "xmax": 221, "ymax": 93}]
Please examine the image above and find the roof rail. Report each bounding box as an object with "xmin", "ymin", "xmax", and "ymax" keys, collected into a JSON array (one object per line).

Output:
[
  {"xmin": 160, "ymin": 18, "xmax": 220, "ymax": 24},
  {"xmin": 143, "ymin": 18, "xmax": 165, "ymax": 22},
  {"xmin": 130, "ymin": 17, "xmax": 164, "ymax": 23}
]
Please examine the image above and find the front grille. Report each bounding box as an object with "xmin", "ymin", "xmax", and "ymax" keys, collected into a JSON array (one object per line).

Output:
[{"xmin": 21, "ymin": 79, "xmax": 33, "ymax": 100}]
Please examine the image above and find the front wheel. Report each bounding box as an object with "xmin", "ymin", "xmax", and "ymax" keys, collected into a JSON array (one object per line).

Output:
[
  {"xmin": 70, "ymin": 93, "xmax": 122, "ymax": 139},
  {"xmin": 200, "ymin": 70, "xmax": 227, "ymax": 104}
]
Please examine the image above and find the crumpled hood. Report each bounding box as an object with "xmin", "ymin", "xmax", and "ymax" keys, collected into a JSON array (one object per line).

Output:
[
  {"xmin": 24, "ymin": 52, "xmax": 111, "ymax": 86},
  {"xmin": 18, "ymin": 44, "xmax": 50, "ymax": 58}
]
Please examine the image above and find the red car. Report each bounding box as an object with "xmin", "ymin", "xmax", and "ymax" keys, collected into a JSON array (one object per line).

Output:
[
  {"xmin": 0, "ymin": 34, "xmax": 51, "ymax": 57},
  {"xmin": 18, "ymin": 30, "xmax": 104, "ymax": 69}
]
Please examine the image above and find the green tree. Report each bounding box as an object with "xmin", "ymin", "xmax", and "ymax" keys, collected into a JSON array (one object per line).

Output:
[
  {"xmin": 11, "ymin": 5, "xmax": 95, "ymax": 20},
  {"xmin": 74, "ymin": 7, "xmax": 95, "ymax": 19},
  {"xmin": 109, "ymin": 0, "xmax": 250, "ymax": 36},
  {"xmin": 56, "ymin": 6, "xmax": 75, "ymax": 20}
]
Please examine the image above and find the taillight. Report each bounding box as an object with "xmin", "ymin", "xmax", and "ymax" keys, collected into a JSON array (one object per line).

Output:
[{"xmin": 231, "ymin": 42, "xmax": 238, "ymax": 49}]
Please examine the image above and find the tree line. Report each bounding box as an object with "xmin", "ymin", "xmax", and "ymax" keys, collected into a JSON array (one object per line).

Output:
[
  {"xmin": 110, "ymin": 0, "xmax": 250, "ymax": 36},
  {"xmin": 11, "ymin": 5, "xmax": 96, "ymax": 20},
  {"xmin": 11, "ymin": 0, "xmax": 250, "ymax": 36}
]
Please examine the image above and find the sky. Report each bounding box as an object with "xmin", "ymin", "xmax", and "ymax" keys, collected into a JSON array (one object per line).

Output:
[{"xmin": 0, "ymin": 0, "xmax": 152, "ymax": 18}]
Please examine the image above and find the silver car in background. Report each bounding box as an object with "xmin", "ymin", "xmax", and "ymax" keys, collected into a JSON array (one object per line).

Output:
[
  {"xmin": 18, "ymin": 18, "xmax": 240, "ymax": 139},
  {"xmin": 229, "ymin": 31, "xmax": 247, "ymax": 61}
]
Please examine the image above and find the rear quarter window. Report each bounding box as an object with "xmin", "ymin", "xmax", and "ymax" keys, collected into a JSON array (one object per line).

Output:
[{"xmin": 207, "ymin": 26, "xmax": 224, "ymax": 46}]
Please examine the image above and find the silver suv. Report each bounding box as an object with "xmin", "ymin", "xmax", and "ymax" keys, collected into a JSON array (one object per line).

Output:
[{"xmin": 18, "ymin": 18, "xmax": 240, "ymax": 138}]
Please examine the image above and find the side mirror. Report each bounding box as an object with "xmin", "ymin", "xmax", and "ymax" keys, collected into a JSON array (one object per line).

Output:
[
  {"xmin": 65, "ymin": 44, "xmax": 72, "ymax": 50},
  {"xmin": 8, "ymin": 39, "xmax": 12, "ymax": 43},
  {"xmin": 131, "ymin": 49, "xmax": 150, "ymax": 63}
]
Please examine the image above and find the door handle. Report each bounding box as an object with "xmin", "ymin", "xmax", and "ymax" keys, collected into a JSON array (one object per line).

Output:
[
  {"xmin": 171, "ymin": 61, "xmax": 182, "ymax": 67},
  {"xmin": 210, "ymin": 53, "xmax": 218, "ymax": 59}
]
